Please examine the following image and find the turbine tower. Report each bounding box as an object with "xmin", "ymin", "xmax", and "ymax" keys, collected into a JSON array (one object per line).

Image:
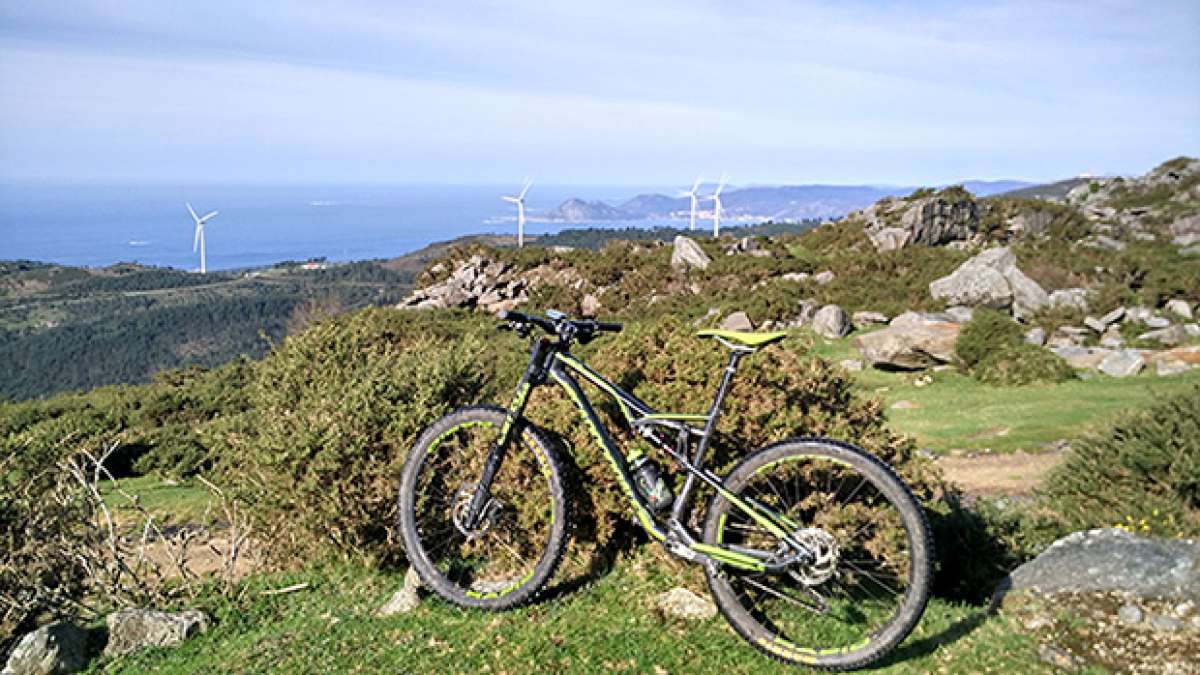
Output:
[
  {"xmin": 186, "ymin": 203, "xmax": 218, "ymax": 274},
  {"xmin": 678, "ymin": 175, "xmax": 704, "ymax": 230},
  {"xmin": 501, "ymin": 179, "xmax": 533, "ymax": 248},
  {"xmin": 707, "ymin": 174, "xmax": 728, "ymax": 238}
]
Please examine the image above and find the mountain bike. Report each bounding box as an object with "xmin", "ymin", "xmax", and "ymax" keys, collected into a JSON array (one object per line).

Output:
[{"xmin": 397, "ymin": 310, "xmax": 932, "ymax": 670}]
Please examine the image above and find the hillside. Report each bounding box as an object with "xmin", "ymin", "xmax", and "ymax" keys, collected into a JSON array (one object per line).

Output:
[
  {"xmin": 0, "ymin": 259, "xmax": 413, "ymax": 400},
  {"xmin": 4, "ymin": 157, "xmax": 1200, "ymax": 674}
]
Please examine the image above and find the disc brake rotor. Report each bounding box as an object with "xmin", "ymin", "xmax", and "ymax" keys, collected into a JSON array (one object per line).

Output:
[
  {"xmin": 451, "ymin": 483, "xmax": 502, "ymax": 539},
  {"xmin": 789, "ymin": 528, "xmax": 839, "ymax": 586}
]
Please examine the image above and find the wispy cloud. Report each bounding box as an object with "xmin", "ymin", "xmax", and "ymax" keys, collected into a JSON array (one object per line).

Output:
[{"xmin": 1, "ymin": 1, "xmax": 1196, "ymax": 184}]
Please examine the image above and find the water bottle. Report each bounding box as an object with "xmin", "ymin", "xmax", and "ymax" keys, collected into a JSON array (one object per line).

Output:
[{"xmin": 631, "ymin": 454, "xmax": 674, "ymax": 511}]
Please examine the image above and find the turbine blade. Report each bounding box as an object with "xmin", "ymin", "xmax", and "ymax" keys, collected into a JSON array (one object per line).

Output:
[
  {"xmin": 691, "ymin": 174, "xmax": 703, "ymax": 192},
  {"xmin": 200, "ymin": 210, "xmax": 218, "ymax": 222},
  {"xmin": 186, "ymin": 202, "xmax": 199, "ymax": 222},
  {"xmin": 519, "ymin": 179, "xmax": 532, "ymax": 199},
  {"xmin": 193, "ymin": 225, "xmax": 201, "ymax": 252}
]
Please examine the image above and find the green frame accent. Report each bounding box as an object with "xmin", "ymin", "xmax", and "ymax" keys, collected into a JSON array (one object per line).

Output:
[{"xmin": 546, "ymin": 351, "xmax": 804, "ymax": 557}]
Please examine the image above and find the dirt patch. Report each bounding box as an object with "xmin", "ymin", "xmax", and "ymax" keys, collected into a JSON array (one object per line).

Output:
[{"xmin": 937, "ymin": 450, "xmax": 1064, "ymax": 496}]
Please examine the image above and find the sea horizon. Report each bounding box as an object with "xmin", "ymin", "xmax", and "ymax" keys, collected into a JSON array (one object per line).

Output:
[{"xmin": 0, "ymin": 181, "xmax": 692, "ymax": 272}]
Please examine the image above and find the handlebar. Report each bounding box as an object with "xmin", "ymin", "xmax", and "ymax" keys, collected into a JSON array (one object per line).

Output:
[{"xmin": 498, "ymin": 310, "xmax": 623, "ymax": 342}]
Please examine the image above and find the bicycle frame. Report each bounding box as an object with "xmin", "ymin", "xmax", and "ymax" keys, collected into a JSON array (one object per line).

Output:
[{"xmin": 469, "ymin": 336, "xmax": 812, "ymax": 573}]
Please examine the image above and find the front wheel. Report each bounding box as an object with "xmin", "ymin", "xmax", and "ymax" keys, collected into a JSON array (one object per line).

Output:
[
  {"xmin": 397, "ymin": 405, "xmax": 570, "ymax": 610},
  {"xmin": 702, "ymin": 438, "xmax": 932, "ymax": 671}
]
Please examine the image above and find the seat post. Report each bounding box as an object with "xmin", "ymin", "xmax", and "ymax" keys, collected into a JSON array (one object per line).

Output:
[{"xmin": 670, "ymin": 346, "xmax": 752, "ymax": 523}]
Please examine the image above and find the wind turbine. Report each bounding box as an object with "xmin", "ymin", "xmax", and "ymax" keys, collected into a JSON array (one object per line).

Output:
[
  {"xmin": 186, "ymin": 203, "xmax": 218, "ymax": 273},
  {"xmin": 678, "ymin": 175, "xmax": 704, "ymax": 231},
  {"xmin": 706, "ymin": 174, "xmax": 728, "ymax": 238},
  {"xmin": 501, "ymin": 179, "xmax": 533, "ymax": 248}
]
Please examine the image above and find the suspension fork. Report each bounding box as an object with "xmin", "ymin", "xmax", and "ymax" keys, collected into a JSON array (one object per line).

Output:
[{"xmin": 463, "ymin": 338, "xmax": 553, "ymax": 529}]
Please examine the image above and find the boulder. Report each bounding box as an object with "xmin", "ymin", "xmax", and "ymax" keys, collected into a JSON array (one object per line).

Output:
[
  {"xmin": 378, "ymin": 567, "xmax": 423, "ymax": 616},
  {"xmin": 1051, "ymin": 346, "xmax": 1112, "ymax": 370},
  {"xmin": 929, "ymin": 248, "xmax": 1015, "ymax": 309},
  {"xmin": 813, "ymin": 270, "xmax": 835, "ymax": 285},
  {"xmin": 1155, "ymin": 357, "xmax": 1192, "ymax": 377},
  {"xmin": 1045, "ymin": 326, "xmax": 1089, "ymax": 349},
  {"xmin": 719, "ymin": 311, "xmax": 754, "ymax": 332},
  {"xmin": 944, "ymin": 306, "xmax": 974, "ymax": 324},
  {"xmin": 993, "ymin": 529, "xmax": 1200, "ymax": 606},
  {"xmin": 1083, "ymin": 316, "xmax": 1107, "ymax": 333},
  {"xmin": 3, "ymin": 622, "xmax": 88, "ymax": 675},
  {"xmin": 867, "ymin": 227, "xmax": 911, "ymax": 252},
  {"xmin": 670, "ymin": 235, "xmax": 712, "ymax": 270},
  {"xmin": 1170, "ymin": 213, "xmax": 1200, "ymax": 239},
  {"xmin": 1143, "ymin": 315, "xmax": 1171, "ymax": 329},
  {"xmin": 1165, "ymin": 299, "xmax": 1193, "ymax": 320},
  {"xmin": 810, "ymin": 305, "xmax": 851, "ymax": 339},
  {"xmin": 1138, "ymin": 325, "xmax": 1190, "ymax": 346},
  {"xmin": 838, "ymin": 359, "xmax": 864, "ymax": 372},
  {"xmin": 852, "ymin": 319, "xmax": 960, "ymax": 370},
  {"xmin": 780, "ymin": 272, "xmax": 810, "ymax": 283},
  {"xmin": 889, "ymin": 310, "xmax": 954, "ymax": 327},
  {"xmin": 580, "ymin": 293, "xmax": 601, "ymax": 317},
  {"xmin": 1006, "ymin": 267, "xmax": 1049, "ymax": 320},
  {"xmin": 103, "ymin": 609, "xmax": 210, "ymax": 659},
  {"xmin": 655, "ymin": 587, "xmax": 716, "ymax": 621},
  {"xmin": 1098, "ymin": 349, "xmax": 1145, "ymax": 377},
  {"xmin": 928, "ymin": 246, "xmax": 1049, "ymax": 319},
  {"xmin": 1023, "ymin": 327, "xmax": 1046, "ymax": 346},
  {"xmin": 850, "ymin": 311, "xmax": 889, "ymax": 329},
  {"xmin": 1048, "ymin": 288, "xmax": 1090, "ymax": 313}
]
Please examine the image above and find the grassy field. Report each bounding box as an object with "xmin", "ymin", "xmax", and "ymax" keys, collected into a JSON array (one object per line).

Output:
[
  {"xmin": 810, "ymin": 336, "xmax": 1200, "ymax": 455},
  {"xmin": 96, "ymin": 549, "xmax": 1069, "ymax": 675}
]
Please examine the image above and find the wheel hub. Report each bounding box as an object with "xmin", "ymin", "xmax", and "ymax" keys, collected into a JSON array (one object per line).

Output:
[
  {"xmin": 451, "ymin": 484, "xmax": 502, "ymax": 539},
  {"xmin": 790, "ymin": 528, "xmax": 839, "ymax": 586}
]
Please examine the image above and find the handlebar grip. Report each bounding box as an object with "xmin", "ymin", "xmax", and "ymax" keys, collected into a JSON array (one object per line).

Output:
[{"xmin": 596, "ymin": 321, "xmax": 623, "ymax": 333}]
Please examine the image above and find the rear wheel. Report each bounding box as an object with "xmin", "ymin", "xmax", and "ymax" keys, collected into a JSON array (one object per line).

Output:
[
  {"xmin": 702, "ymin": 438, "xmax": 932, "ymax": 670},
  {"xmin": 398, "ymin": 406, "xmax": 569, "ymax": 610}
]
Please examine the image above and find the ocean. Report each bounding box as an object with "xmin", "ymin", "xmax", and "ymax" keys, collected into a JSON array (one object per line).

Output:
[{"xmin": 0, "ymin": 182, "xmax": 683, "ymax": 271}]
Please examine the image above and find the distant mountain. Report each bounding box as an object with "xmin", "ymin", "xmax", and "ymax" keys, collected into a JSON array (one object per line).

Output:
[
  {"xmin": 990, "ymin": 178, "xmax": 1091, "ymax": 201},
  {"xmin": 541, "ymin": 180, "xmax": 1034, "ymax": 223}
]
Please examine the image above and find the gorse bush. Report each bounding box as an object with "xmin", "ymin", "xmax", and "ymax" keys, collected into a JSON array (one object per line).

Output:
[
  {"xmin": 955, "ymin": 310, "xmax": 1024, "ymax": 370},
  {"xmin": 213, "ymin": 309, "xmax": 515, "ymax": 565},
  {"xmin": 972, "ymin": 343, "xmax": 1075, "ymax": 386},
  {"xmin": 216, "ymin": 308, "xmax": 951, "ymax": 569},
  {"xmin": 955, "ymin": 310, "xmax": 1073, "ymax": 385},
  {"xmin": 1039, "ymin": 385, "xmax": 1200, "ymax": 537}
]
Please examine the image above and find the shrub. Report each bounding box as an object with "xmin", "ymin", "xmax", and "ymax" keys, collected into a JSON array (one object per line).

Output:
[
  {"xmin": 955, "ymin": 309, "xmax": 1024, "ymax": 370},
  {"xmin": 213, "ymin": 309, "xmax": 513, "ymax": 565},
  {"xmin": 1038, "ymin": 385, "xmax": 1200, "ymax": 537},
  {"xmin": 972, "ymin": 343, "xmax": 1075, "ymax": 386}
]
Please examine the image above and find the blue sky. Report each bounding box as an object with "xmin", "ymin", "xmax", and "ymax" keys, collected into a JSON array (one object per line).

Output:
[{"xmin": 1, "ymin": 1, "xmax": 1197, "ymax": 185}]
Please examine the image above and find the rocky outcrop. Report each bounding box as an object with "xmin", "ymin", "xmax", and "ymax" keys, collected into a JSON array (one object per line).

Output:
[
  {"xmin": 670, "ymin": 235, "xmax": 712, "ymax": 270},
  {"xmin": 856, "ymin": 189, "xmax": 980, "ymax": 252},
  {"xmin": 928, "ymin": 247, "xmax": 1048, "ymax": 319},
  {"xmin": 851, "ymin": 315, "xmax": 960, "ymax": 369},
  {"xmin": 3, "ymin": 622, "xmax": 88, "ymax": 675},
  {"xmin": 103, "ymin": 609, "xmax": 209, "ymax": 659},
  {"xmin": 400, "ymin": 255, "xmax": 528, "ymax": 312}
]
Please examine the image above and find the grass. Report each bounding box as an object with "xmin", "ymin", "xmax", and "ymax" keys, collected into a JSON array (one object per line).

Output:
[
  {"xmin": 98, "ymin": 475, "xmax": 215, "ymax": 526},
  {"xmin": 95, "ymin": 549, "xmax": 1057, "ymax": 674},
  {"xmin": 809, "ymin": 334, "xmax": 1200, "ymax": 455}
]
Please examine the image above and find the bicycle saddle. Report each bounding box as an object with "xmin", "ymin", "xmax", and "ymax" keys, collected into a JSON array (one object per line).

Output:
[{"xmin": 695, "ymin": 329, "xmax": 788, "ymax": 348}]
